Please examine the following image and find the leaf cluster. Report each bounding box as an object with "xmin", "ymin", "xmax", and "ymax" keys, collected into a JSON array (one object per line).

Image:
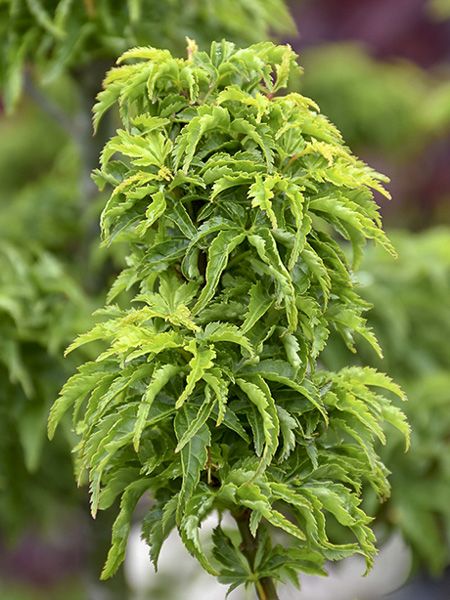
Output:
[{"xmin": 49, "ymin": 41, "xmax": 408, "ymax": 594}]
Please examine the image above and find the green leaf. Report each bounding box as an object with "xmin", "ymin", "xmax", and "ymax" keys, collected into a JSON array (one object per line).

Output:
[
  {"xmin": 248, "ymin": 361, "xmax": 327, "ymax": 421},
  {"xmin": 175, "ymin": 106, "xmax": 231, "ymax": 172},
  {"xmin": 94, "ymin": 84, "xmax": 122, "ymax": 132},
  {"xmin": 192, "ymin": 229, "xmax": 246, "ymax": 315},
  {"xmin": 176, "ymin": 341, "xmax": 216, "ymax": 409},
  {"xmin": 142, "ymin": 495, "xmax": 178, "ymax": 570},
  {"xmin": 343, "ymin": 367, "xmax": 405, "ymax": 400},
  {"xmin": 202, "ymin": 322, "xmax": 254, "ymax": 355},
  {"xmin": 236, "ymin": 482, "xmax": 306, "ymax": 541},
  {"xmin": 212, "ymin": 526, "xmax": 250, "ymax": 591},
  {"xmin": 48, "ymin": 362, "xmax": 108, "ymax": 439},
  {"xmin": 230, "ymin": 118, "xmax": 274, "ymax": 171},
  {"xmin": 277, "ymin": 406, "xmax": 297, "ymax": 461},
  {"xmin": 175, "ymin": 391, "xmax": 215, "ymax": 452},
  {"xmin": 210, "ymin": 174, "xmax": 253, "ymax": 201},
  {"xmin": 101, "ymin": 479, "xmax": 149, "ymax": 579},
  {"xmin": 381, "ymin": 403, "xmax": 411, "ymax": 450},
  {"xmin": 179, "ymin": 489, "xmax": 218, "ymax": 575},
  {"xmin": 134, "ymin": 189, "xmax": 167, "ymax": 237},
  {"xmin": 281, "ymin": 332, "xmax": 302, "ymax": 370},
  {"xmin": 236, "ymin": 377, "xmax": 279, "ymax": 468},
  {"xmin": 174, "ymin": 407, "xmax": 211, "ymax": 515},
  {"xmin": 248, "ymin": 174, "xmax": 279, "ymax": 229},
  {"xmin": 133, "ymin": 364, "xmax": 180, "ymax": 451},
  {"xmin": 242, "ymin": 281, "xmax": 274, "ymax": 333},
  {"xmin": 302, "ymin": 243, "xmax": 331, "ymax": 305},
  {"xmin": 248, "ymin": 229, "xmax": 298, "ymax": 331},
  {"xmin": 203, "ymin": 371, "xmax": 229, "ymax": 425}
]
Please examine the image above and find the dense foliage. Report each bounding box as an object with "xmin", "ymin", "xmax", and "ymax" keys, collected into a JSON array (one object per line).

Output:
[
  {"xmin": 0, "ymin": 242, "xmax": 88, "ymax": 532},
  {"xmin": 323, "ymin": 228, "xmax": 450, "ymax": 574},
  {"xmin": 0, "ymin": 0, "xmax": 294, "ymax": 111},
  {"xmin": 0, "ymin": 0, "xmax": 295, "ymax": 563},
  {"xmin": 1, "ymin": 2, "xmax": 446, "ymax": 597},
  {"xmin": 48, "ymin": 41, "xmax": 409, "ymax": 597}
]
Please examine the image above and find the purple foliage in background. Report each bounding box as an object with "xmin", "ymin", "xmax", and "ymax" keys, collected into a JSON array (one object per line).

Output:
[
  {"xmin": 289, "ymin": 0, "xmax": 450, "ymax": 66},
  {"xmin": 287, "ymin": 0, "xmax": 450, "ymax": 226}
]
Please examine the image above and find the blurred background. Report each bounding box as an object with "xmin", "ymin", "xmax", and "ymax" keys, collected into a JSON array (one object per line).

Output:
[{"xmin": 0, "ymin": 1, "xmax": 449, "ymax": 599}]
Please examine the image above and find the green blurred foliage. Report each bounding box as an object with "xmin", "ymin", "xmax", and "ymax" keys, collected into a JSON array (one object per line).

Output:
[
  {"xmin": 0, "ymin": 242, "xmax": 92, "ymax": 533},
  {"xmin": 0, "ymin": 104, "xmax": 81, "ymax": 251},
  {"xmin": 0, "ymin": 0, "xmax": 295, "ymax": 111},
  {"xmin": 0, "ymin": 581, "xmax": 84, "ymax": 600},
  {"xmin": 386, "ymin": 372, "xmax": 450, "ymax": 575},
  {"xmin": 301, "ymin": 43, "xmax": 450, "ymax": 157},
  {"xmin": 429, "ymin": 0, "xmax": 450, "ymax": 19},
  {"xmin": 322, "ymin": 228, "xmax": 450, "ymax": 573}
]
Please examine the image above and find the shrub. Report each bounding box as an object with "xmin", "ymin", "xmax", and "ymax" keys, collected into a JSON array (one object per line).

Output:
[{"xmin": 48, "ymin": 41, "xmax": 409, "ymax": 598}]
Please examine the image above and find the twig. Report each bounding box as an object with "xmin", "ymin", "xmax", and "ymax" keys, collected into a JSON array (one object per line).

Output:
[
  {"xmin": 233, "ymin": 510, "xmax": 279, "ymax": 600},
  {"xmin": 23, "ymin": 71, "xmax": 80, "ymax": 142}
]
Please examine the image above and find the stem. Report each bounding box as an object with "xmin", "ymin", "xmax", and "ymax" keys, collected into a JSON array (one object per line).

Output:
[
  {"xmin": 232, "ymin": 509, "xmax": 279, "ymax": 600},
  {"xmin": 23, "ymin": 70, "xmax": 79, "ymax": 140}
]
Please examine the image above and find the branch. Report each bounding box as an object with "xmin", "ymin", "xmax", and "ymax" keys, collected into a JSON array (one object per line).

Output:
[
  {"xmin": 233, "ymin": 510, "xmax": 279, "ymax": 600},
  {"xmin": 23, "ymin": 71, "xmax": 80, "ymax": 142}
]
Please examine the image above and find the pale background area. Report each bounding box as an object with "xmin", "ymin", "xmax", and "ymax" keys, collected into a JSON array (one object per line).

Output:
[{"xmin": 125, "ymin": 513, "xmax": 411, "ymax": 600}]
